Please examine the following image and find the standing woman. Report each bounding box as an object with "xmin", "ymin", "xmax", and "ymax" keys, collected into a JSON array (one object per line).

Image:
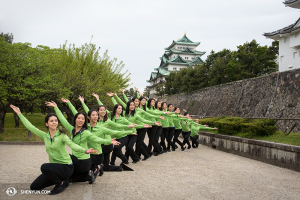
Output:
[
  {"xmin": 173, "ymin": 107, "xmax": 187, "ymax": 151},
  {"xmin": 70, "ymin": 95, "xmax": 135, "ymax": 172},
  {"xmin": 181, "ymin": 111, "xmax": 194, "ymax": 149},
  {"xmin": 46, "ymin": 101, "xmax": 119, "ymax": 184},
  {"xmin": 159, "ymin": 102, "xmax": 170, "ymax": 153},
  {"xmin": 124, "ymin": 100, "xmax": 155, "ymax": 161},
  {"xmin": 109, "ymin": 103, "xmax": 139, "ymax": 165},
  {"xmin": 190, "ymin": 119, "xmax": 218, "ymax": 148},
  {"xmin": 10, "ymin": 105, "xmax": 97, "ymax": 195}
]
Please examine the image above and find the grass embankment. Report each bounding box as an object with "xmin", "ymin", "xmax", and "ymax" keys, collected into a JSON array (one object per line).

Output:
[{"xmin": 0, "ymin": 113, "xmax": 70, "ymax": 141}]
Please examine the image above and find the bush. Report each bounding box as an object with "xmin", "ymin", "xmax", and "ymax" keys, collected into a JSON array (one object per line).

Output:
[
  {"xmin": 198, "ymin": 117, "xmax": 221, "ymax": 127},
  {"xmin": 241, "ymin": 119, "xmax": 277, "ymax": 137},
  {"xmin": 214, "ymin": 117, "xmax": 249, "ymax": 135},
  {"xmin": 199, "ymin": 117, "xmax": 278, "ymax": 137}
]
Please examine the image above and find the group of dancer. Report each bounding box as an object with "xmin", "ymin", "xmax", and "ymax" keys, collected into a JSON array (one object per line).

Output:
[{"xmin": 10, "ymin": 87, "xmax": 217, "ymax": 195}]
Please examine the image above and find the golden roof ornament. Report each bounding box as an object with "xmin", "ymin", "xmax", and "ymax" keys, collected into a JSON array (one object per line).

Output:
[{"xmin": 184, "ymin": 32, "xmax": 186, "ymax": 36}]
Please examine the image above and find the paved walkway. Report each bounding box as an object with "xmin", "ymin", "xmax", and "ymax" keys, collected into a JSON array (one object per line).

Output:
[{"xmin": 1, "ymin": 140, "xmax": 300, "ymax": 200}]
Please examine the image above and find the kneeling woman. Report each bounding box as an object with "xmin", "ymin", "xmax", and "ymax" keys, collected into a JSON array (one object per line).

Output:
[
  {"xmin": 10, "ymin": 105, "xmax": 97, "ymax": 195},
  {"xmin": 46, "ymin": 101, "xmax": 120, "ymax": 184}
]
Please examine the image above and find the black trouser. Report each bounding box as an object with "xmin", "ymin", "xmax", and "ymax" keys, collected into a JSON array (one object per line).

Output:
[
  {"xmin": 102, "ymin": 144, "xmax": 122, "ymax": 171},
  {"xmin": 30, "ymin": 163, "xmax": 74, "ymax": 190},
  {"xmin": 125, "ymin": 134, "xmax": 140, "ymax": 161},
  {"xmin": 190, "ymin": 135, "xmax": 199, "ymax": 148},
  {"xmin": 160, "ymin": 127, "xmax": 169, "ymax": 151},
  {"xmin": 136, "ymin": 128, "xmax": 150, "ymax": 158},
  {"xmin": 167, "ymin": 127, "xmax": 176, "ymax": 149},
  {"xmin": 155, "ymin": 126, "xmax": 163, "ymax": 152},
  {"xmin": 173, "ymin": 129, "xmax": 183, "ymax": 147},
  {"xmin": 147, "ymin": 125, "xmax": 157, "ymax": 152},
  {"xmin": 90, "ymin": 154, "xmax": 103, "ymax": 172},
  {"xmin": 182, "ymin": 131, "xmax": 191, "ymax": 148},
  {"xmin": 70, "ymin": 155, "xmax": 91, "ymax": 182},
  {"xmin": 111, "ymin": 136, "xmax": 128, "ymax": 164}
]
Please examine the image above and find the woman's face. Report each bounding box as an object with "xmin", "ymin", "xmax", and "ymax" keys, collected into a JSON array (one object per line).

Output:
[
  {"xmin": 116, "ymin": 105, "xmax": 123, "ymax": 114},
  {"xmin": 129, "ymin": 102, "xmax": 135, "ymax": 111},
  {"xmin": 168, "ymin": 105, "xmax": 174, "ymax": 112},
  {"xmin": 162, "ymin": 103, "xmax": 167, "ymax": 110},
  {"xmin": 75, "ymin": 114, "xmax": 85, "ymax": 127},
  {"xmin": 175, "ymin": 108, "xmax": 180, "ymax": 113},
  {"xmin": 157, "ymin": 101, "xmax": 161, "ymax": 108},
  {"xmin": 88, "ymin": 111, "xmax": 98, "ymax": 123},
  {"xmin": 134, "ymin": 99, "xmax": 140, "ymax": 107},
  {"xmin": 46, "ymin": 116, "xmax": 58, "ymax": 130},
  {"xmin": 140, "ymin": 98, "xmax": 146, "ymax": 106},
  {"xmin": 150, "ymin": 100, "xmax": 155, "ymax": 106},
  {"xmin": 186, "ymin": 114, "xmax": 190, "ymax": 118},
  {"xmin": 98, "ymin": 107, "xmax": 106, "ymax": 117}
]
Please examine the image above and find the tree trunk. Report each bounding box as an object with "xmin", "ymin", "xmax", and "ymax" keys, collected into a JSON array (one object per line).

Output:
[{"xmin": 0, "ymin": 101, "xmax": 7, "ymax": 133}]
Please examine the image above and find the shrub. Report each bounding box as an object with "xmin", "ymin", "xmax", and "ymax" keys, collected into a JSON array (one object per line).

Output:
[
  {"xmin": 198, "ymin": 117, "xmax": 221, "ymax": 127},
  {"xmin": 241, "ymin": 119, "xmax": 277, "ymax": 137},
  {"xmin": 214, "ymin": 117, "xmax": 249, "ymax": 135}
]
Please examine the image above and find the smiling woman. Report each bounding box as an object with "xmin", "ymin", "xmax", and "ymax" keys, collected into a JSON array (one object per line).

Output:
[{"xmin": 9, "ymin": 104, "xmax": 97, "ymax": 195}]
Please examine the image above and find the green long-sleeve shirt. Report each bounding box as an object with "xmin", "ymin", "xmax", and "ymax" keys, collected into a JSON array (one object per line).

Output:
[
  {"xmin": 181, "ymin": 118, "xmax": 194, "ymax": 132},
  {"xmin": 54, "ymin": 106, "xmax": 111, "ymax": 159},
  {"xmin": 18, "ymin": 113, "xmax": 86, "ymax": 165},
  {"xmin": 190, "ymin": 123, "xmax": 214, "ymax": 137},
  {"xmin": 125, "ymin": 113, "xmax": 155, "ymax": 127},
  {"xmin": 67, "ymin": 101, "xmax": 134, "ymax": 141}
]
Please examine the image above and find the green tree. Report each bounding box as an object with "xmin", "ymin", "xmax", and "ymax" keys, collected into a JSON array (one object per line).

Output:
[
  {"xmin": 51, "ymin": 42, "xmax": 131, "ymax": 122},
  {"xmin": 0, "ymin": 38, "xmax": 65, "ymax": 131},
  {"xmin": 155, "ymin": 84, "xmax": 165, "ymax": 97},
  {"xmin": 0, "ymin": 32, "xmax": 14, "ymax": 44},
  {"xmin": 143, "ymin": 88, "xmax": 150, "ymax": 98},
  {"xmin": 124, "ymin": 88, "xmax": 136, "ymax": 100}
]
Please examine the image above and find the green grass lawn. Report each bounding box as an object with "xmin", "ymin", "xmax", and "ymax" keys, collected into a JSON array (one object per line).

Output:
[
  {"xmin": 202, "ymin": 129, "xmax": 300, "ymax": 147},
  {"xmin": 0, "ymin": 113, "xmax": 70, "ymax": 141}
]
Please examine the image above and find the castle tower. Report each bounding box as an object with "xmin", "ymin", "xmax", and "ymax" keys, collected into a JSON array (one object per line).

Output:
[{"xmin": 146, "ymin": 34, "xmax": 206, "ymax": 96}]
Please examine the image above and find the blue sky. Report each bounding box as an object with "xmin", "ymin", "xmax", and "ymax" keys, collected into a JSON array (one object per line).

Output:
[{"xmin": 1, "ymin": 0, "xmax": 299, "ymax": 92}]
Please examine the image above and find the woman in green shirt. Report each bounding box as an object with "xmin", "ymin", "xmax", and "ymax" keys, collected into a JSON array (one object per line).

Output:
[
  {"xmin": 10, "ymin": 105, "xmax": 97, "ymax": 195},
  {"xmin": 190, "ymin": 119, "xmax": 218, "ymax": 148},
  {"xmin": 181, "ymin": 111, "xmax": 194, "ymax": 149},
  {"xmin": 46, "ymin": 101, "xmax": 120, "ymax": 184}
]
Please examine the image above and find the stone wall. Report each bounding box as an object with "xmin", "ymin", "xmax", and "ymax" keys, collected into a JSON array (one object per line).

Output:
[
  {"xmin": 198, "ymin": 131, "xmax": 300, "ymax": 172},
  {"xmin": 159, "ymin": 68, "xmax": 300, "ymax": 132}
]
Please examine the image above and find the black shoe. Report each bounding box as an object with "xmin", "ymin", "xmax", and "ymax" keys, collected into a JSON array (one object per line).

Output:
[
  {"xmin": 181, "ymin": 146, "xmax": 186, "ymax": 151},
  {"xmin": 159, "ymin": 150, "xmax": 164, "ymax": 154},
  {"xmin": 172, "ymin": 147, "xmax": 176, "ymax": 151},
  {"xmin": 99, "ymin": 164, "xmax": 104, "ymax": 176},
  {"xmin": 68, "ymin": 177, "xmax": 73, "ymax": 185},
  {"xmin": 163, "ymin": 150, "xmax": 168, "ymax": 153},
  {"xmin": 94, "ymin": 166, "xmax": 100, "ymax": 178},
  {"xmin": 132, "ymin": 158, "xmax": 140, "ymax": 163},
  {"xmin": 49, "ymin": 181, "xmax": 68, "ymax": 195},
  {"xmin": 88, "ymin": 170, "xmax": 95, "ymax": 184},
  {"xmin": 148, "ymin": 152, "xmax": 153, "ymax": 157},
  {"xmin": 110, "ymin": 162, "xmax": 115, "ymax": 166},
  {"xmin": 166, "ymin": 147, "xmax": 171, "ymax": 152},
  {"xmin": 187, "ymin": 146, "xmax": 191, "ymax": 149},
  {"xmin": 175, "ymin": 145, "xmax": 178, "ymax": 149},
  {"xmin": 142, "ymin": 156, "xmax": 150, "ymax": 161},
  {"xmin": 154, "ymin": 152, "xmax": 159, "ymax": 156}
]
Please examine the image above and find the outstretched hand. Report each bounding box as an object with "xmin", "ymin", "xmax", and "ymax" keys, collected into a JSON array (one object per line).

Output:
[
  {"xmin": 213, "ymin": 127, "xmax": 218, "ymax": 130},
  {"xmin": 45, "ymin": 101, "xmax": 57, "ymax": 108},
  {"xmin": 92, "ymin": 93, "xmax": 99, "ymax": 100},
  {"xmin": 134, "ymin": 87, "xmax": 138, "ymax": 92},
  {"xmin": 78, "ymin": 95, "xmax": 84, "ymax": 103},
  {"xmin": 131, "ymin": 131, "xmax": 137, "ymax": 135},
  {"xmin": 61, "ymin": 98, "xmax": 69, "ymax": 103},
  {"xmin": 111, "ymin": 138, "xmax": 121, "ymax": 146},
  {"xmin": 106, "ymin": 92, "xmax": 113, "ymax": 97},
  {"xmin": 10, "ymin": 105, "xmax": 21, "ymax": 115},
  {"xmin": 86, "ymin": 148, "xmax": 99, "ymax": 155},
  {"xmin": 159, "ymin": 116, "xmax": 166, "ymax": 120},
  {"xmin": 119, "ymin": 89, "xmax": 124, "ymax": 94}
]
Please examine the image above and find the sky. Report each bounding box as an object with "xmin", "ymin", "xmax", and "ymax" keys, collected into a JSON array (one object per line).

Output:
[{"xmin": 1, "ymin": 0, "xmax": 299, "ymax": 92}]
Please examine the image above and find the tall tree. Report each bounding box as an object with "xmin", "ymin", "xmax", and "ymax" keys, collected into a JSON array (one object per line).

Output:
[{"xmin": 0, "ymin": 32, "xmax": 14, "ymax": 44}]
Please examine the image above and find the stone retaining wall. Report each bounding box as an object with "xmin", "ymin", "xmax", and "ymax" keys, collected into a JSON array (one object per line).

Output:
[
  {"xmin": 158, "ymin": 68, "xmax": 300, "ymax": 132},
  {"xmin": 199, "ymin": 131, "xmax": 300, "ymax": 172}
]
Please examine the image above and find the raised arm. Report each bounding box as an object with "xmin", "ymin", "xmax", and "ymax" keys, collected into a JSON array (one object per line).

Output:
[
  {"xmin": 10, "ymin": 105, "xmax": 46, "ymax": 139},
  {"xmin": 115, "ymin": 94, "xmax": 127, "ymax": 108},
  {"xmin": 61, "ymin": 98, "xmax": 78, "ymax": 116},
  {"xmin": 46, "ymin": 101, "xmax": 74, "ymax": 133}
]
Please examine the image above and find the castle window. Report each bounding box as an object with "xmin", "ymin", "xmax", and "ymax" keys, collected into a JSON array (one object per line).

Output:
[
  {"xmin": 280, "ymin": 55, "xmax": 284, "ymax": 62},
  {"xmin": 284, "ymin": 38, "xmax": 286, "ymax": 43},
  {"xmin": 293, "ymin": 52, "xmax": 297, "ymax": 59},
  {"xmin": 173, "ymin": 67, "xmax": 177, "ymax": 71},
  {"xmin": 185, "ymin": 57, "xmax": 188, "ymax": 59}
]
